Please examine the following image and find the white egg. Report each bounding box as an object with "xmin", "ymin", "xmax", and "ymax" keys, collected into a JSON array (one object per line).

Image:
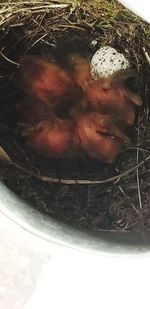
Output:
[{"xmin": 90, "ymin": 46, "xmax": 130, "ymax": 79}]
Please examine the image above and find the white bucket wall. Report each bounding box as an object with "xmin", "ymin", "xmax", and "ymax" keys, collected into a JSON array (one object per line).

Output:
[{"xmin": 119, "ymin": 0, "xmax": 150, "ymax": 23}]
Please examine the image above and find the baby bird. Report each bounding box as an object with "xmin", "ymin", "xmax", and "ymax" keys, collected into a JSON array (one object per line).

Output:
[
  {"xmin": 66, "ymin": 53, "xmax": 91, "ymax": 89},
  {"xmin": 19, "ymin": 55, "xmax": 81, "ymax": 116},
  {"xmin": 64, "ymin": 53, "xmax": 91, "ymax": 117},
  {"xmin": 76, "ymin": 112, "xmax": 130, "ymax": 163},
  {"xmin": 67, "ymin": 54, "xmax": 142, "ymax": 128},
  {"xmin": 86, "ymin": 69, "xmax": 143, "ymax": 127},
  {"xmin": 22, "ymin": 116, "xmax": 79, "ymax": 159}
]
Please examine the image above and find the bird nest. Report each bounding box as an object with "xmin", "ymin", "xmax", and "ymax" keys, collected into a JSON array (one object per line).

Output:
[{"xmin": 0, "ymin": 0, "xmax": 150, "ymax": 232}]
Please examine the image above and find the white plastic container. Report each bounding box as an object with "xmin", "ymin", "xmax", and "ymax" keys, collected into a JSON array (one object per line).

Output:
[
  {"xmin": 0, "ymin": 2, "xmax": 149, "ymax": 309},
  {"xmin": 119, "ymin": 0, "xmax": 150, "ymax": 23}
]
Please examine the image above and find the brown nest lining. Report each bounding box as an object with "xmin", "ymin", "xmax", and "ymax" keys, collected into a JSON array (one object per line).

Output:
[{"xmin": 0, "ymin": 0, "xmax": 150, "ymax": 232}]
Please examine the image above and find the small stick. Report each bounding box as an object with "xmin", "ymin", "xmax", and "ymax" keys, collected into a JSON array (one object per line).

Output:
[
  {"xmin": 0, "ymin": 50, "xmax": 20, "ymax": 67},
  {"xmin": 5, "ymin": 151, "xmax": 150, "ymax": 185},
  {"xmin": 28, "ymin": 31, "xmax": 48, "ymax": 50},
  {"xmin": 143, "ymin": 47, "xmax": 150, "ymax": 66}
]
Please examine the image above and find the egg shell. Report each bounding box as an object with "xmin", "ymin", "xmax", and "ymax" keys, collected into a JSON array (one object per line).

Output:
[{"xmin": 90, "ymin": 46, "xmax": 130, "ymax": 79}]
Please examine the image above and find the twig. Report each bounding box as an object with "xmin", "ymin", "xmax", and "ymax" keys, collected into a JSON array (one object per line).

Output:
[
  {"xmin": 0, "ymin": 3, "xmax": 69, "ymax": 26},
  {"xmin": 143, "ymin": 47, "xmax": 150, "ymax": 66},
  {"xmin": 58, "ymin": 24, "xmax": 86, "ymax": 31},
  {"xmin": 119, "ymin": 185, "xmax": 125, "ymax": 196},
  {"xmin": 0, "ymin": 51, "xmax": 20, "ymax": 66},
  {"xmin": 0, "ymin": 4, "xmax": 69, "ymax": 14},
  {"xmin": 27, "ymin": 13, "xmax": 47, "ymax": 50},
  {"xmin": 5, "ymin": 152, "xmax": 150, "ymax": 185},
  {"xmin": 0, "ymin": 1, "xmax": 64, "ymax": 4},
  {"xmin": 30, "ymin": 33, "xmax": 48, "ymax": 48}
]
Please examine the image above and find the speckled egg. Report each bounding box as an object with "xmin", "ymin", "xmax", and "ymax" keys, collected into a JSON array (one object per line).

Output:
[{"xmin": 90, "ymin": 46, "xmax": 130, "ymax": 79}]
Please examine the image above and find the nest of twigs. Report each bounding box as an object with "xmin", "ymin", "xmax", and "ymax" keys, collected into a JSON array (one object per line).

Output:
[{"xmin": 0, "ymin": 0, "xmax": 150, "ymax": 232}]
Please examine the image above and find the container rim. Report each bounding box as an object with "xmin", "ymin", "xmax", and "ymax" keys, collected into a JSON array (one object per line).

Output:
[
  {"xmin": 0, "ymin": 181, "xmax": 150, "ymax": 255},
  {"xmin": 118, "ymin": 0, "xmax": 150, "ymax": 23}
]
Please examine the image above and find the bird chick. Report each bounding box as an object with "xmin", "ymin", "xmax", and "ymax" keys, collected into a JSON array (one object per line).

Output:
[
  {"xmin": 76, "ymin": 112, "xmax": 130, "ymax": 163},
  {"xmin": 85, "ymin": 69, "xmax": 143, "ymax": 128},
  {"xmin": 19, "ymin": 55, "xmax": 81, "ymax": 116},
  {"xmin": 67, "ymin": 54, "xmax": 142, "ymax": 128},
  {"xmin": 67, "ymin": 53, "xmax": 91, "ymax": 89},
  {"xmin": 21, "ymin": 116, "xmax": 79, "ymax": 159},
  {"xmin": 64, "ymin": 54, "xmax": 92, "ymax": 117}
]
